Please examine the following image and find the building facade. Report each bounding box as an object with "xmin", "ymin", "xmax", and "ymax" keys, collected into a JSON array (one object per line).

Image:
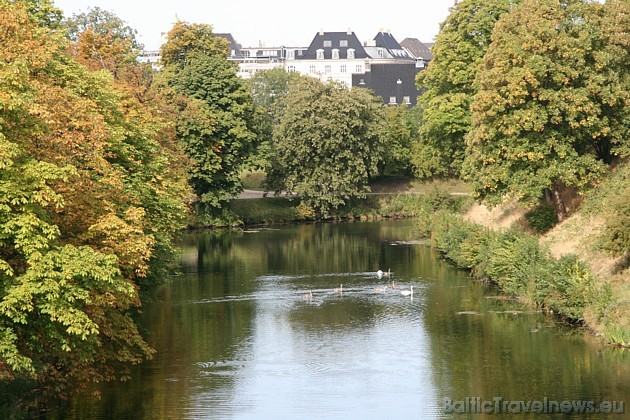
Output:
[{"xmin": 139, "ymin": 30, "xmax": 434, "ymax": 106}]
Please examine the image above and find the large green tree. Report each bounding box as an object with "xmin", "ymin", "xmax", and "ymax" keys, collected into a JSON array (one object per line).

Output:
[
  {"xmin": 245, "ymin": 68, "xmax": 304, "ymax": 169},
  {"xmin": 414, "ymin": 0, "xmax": 516, "ymax": 178},
  {"xmin": 1, "ymin": 0, "xmax": 190, "ymax": 397},
  {"xmin": 462, "ymin": 0, "xmax": 629, "ymax": 219},
  {"xmin": 379, "ymin": 105, "xmax": 418, "ymax": 177},
  {"xmin": 266, "ymin": 78, "xmax": 385, "ymax": 216},
  {"xmin": 160, "ymin": 22, "xmax": 260, "ymax": 211}
]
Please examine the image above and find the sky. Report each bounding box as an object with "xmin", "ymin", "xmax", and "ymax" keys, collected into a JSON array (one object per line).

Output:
[{"xmin": 53, "ymin": 0, "xmax": 456, "ymax": 51}]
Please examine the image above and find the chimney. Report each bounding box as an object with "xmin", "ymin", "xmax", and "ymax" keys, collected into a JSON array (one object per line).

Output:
[
  {"xmin": 319, "ymin": 28, "xmax": 324, "ymax": 35},
  {"xmin": 347, "ymin": 28, "xmax": 352, "ymax": 35}
]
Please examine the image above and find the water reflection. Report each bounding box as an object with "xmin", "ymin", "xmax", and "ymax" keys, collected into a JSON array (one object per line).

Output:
[{"xmin": 49, "ymin": 221, "xmax": 628, "ymax": 419}]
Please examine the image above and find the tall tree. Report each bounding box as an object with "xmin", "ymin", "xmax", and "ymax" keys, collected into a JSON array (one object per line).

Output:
[
  {"xmin": 379, "ymin": 105, "xmax": 417, "ymax": 177},
  {"xmin": 267, "ymin": 78, "xmax": 385, "ymax": 216},
  {"xmin": 1, "ymin": 0, "xmax": 190, "ymax": 397},
  {"xmin": 414, "ymin": 0, "xmax": 516, "ymax": 178},
  {"xmin": 462, "ymin": 0, "xmax": 629, "ymax": 219},
  {"xmin": 160, "ymin": 21, "xmax": 229, "ymax": 67},
  {"xmin": 245, "ymin": 68, "xmax": 303, "ymax": 169},
  {"xmin": 160, "ymin": 22, "xmax": 260, "ymax": 210},
  {"xmin": 65, "ymin": 7, "xmax": 141, "ymax": 79}
]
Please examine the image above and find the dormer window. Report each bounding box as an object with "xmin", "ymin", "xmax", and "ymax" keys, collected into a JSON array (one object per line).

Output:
[
  {"xmin": 332, "ymin": 49, "xmax": 339, "ymax": 60},
  {"xmin": 323, "ymin": 40, "xmax": 332, "ymax": 47},
  {"xmin": 317, "ymin": 49, "xmax": 324, "ymax": 60},
  {"xmin": 347, "ymin": 48, "xmax": 355, "ymax": 59},
  {"xmin": 340, "ymin": 40, "xmax": 348, "ymax": 47}
]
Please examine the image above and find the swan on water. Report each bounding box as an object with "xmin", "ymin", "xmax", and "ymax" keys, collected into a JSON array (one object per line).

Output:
[
  {"xmin": 302, "ymin": 290, "xmax": 313, "ymax": 299},
  {"xmin": 401, "ymin": 286, "xmax": 413, "ymax": 297},
  {"xmin": 333, "ymin": 284, "xmax": 343, "ymax": 294},
  {"xmin": 377, "ymin": 269, "xmax": 384, "ymax": 278}
]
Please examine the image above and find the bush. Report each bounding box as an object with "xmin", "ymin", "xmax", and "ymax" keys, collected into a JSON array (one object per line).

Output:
[
  {"xmin": 484, "ymin": 232, "xmax": 553, "ymax": 300},
  {"xmin": 545, "ymin": 255, "xmax": 596, "ymax": 321},
  {"xmin": 598, "ymin": 193, "xmax": 630, "ymax": 256},
  {"xmin": 525, "ymin": 203, "xmax": 558, "ymax": 233},
  {"xmin": 430, "ymin": 211, "xmax": 483, "ymax": 268}
]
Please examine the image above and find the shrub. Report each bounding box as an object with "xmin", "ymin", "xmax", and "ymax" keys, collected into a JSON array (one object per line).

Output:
[
  {"xmin": 459, "ymin": 228, "xmax": 499, "ymax": 277},
  {"xmin": 430, "ymin": 211, "xmax": 483, "ymax": 268},
  {"xmin": 485, "ymin": 232, "xmax": 552, "ymax": 299},
  {"xmin": 545, "ymin": 255, "xmax": 596, "ymax": 321},
  {"xmin": 598, "ymin": 193, "xmax": 630, "ymax": 256}
]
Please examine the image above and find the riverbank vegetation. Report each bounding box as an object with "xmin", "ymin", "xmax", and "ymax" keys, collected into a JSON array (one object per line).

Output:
[{"xmin": 0, "ymin": 0, "xmax": 628, "ymax": 409}]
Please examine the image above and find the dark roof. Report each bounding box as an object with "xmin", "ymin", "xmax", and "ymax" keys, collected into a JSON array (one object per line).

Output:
[
  {"xmin": 215, "ymin": 33, "xmax": 243, "ymax": 57},
  {"xmin": 373, "ymin": 31, "xmax": 403, "ymax": 51},
  {"xmin": 299, "ymin": 31, "xmax": 369, "ymax": 60},
  {"xmin": 399, "ymin": 38, "xmax": 434, "ymax": 61}
]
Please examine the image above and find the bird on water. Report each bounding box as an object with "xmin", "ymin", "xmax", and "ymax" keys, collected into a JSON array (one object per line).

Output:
[{"xmin": 401, "ymin": 286, "xmax": 413, "ymax": 297}]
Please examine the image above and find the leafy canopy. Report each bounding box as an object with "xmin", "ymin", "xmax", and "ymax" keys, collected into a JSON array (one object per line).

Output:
[
  {"xmin": 267, "ymin": 78, "xmax": 385, "ymax": 216},
  {"xmin": 159, "ymin": 21, "xmax": 260, "ymax": 211},
  {"xmin": 414, "ymin": 0, "xmax": 516, "ymax": 178},
  {"xmin": 462, "ymin": 0, "xmax": 629, "ymax": 208}
]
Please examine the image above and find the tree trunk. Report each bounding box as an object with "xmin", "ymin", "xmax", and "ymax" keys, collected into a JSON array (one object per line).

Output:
[
  {"xmin": 544, "ymin": 185, "xmax": 568, "ymax": 222},
  {"xmin": 552, "ymin": 183, "xmax": 568, "ymax": 222}
]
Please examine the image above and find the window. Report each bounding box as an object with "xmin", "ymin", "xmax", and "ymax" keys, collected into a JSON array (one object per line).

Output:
[
  {"xmin": 355, "ymin": 64, "xmax": 363, "ymax": 73},
  {"xmin": 389, "ymin": 96, "xmax": 397, "ymax": 104},
  {"xmin": 286, "ymin": 49, "xmax": 295, "ymax": 60},
  {"xmin": 403, "ymin": 96, "xmax": 411, "ymax": 105},
  {"xmin": 347, "ymin": 48, "xmax": 355, "ymax": 59},
  {"xmin": 332, "ymin": 49, "xmax": 339, "ymax": 59},
  {"xmin": 309, "ymin": 65, "xmax": 316, "ymax": 73},
  {"xmin": 287, "ymin": 65, "xmax": 296, "ymax": 73},
  {"xmin": 340, "ymin": 65, "xmax": 347, "ymax": 73},
  {"xmin": 323, "ymin": 40, "xmax": 332, "ymax": 47},
  {"xmin": 317, "ymin": 49, "xmax": 324, "ymax": 59},
  {"xmin": 340, "ymin": 40, "xmax": 348, "ymax": 47},
  {"xmin": 325, "ymin": 65, "xmax": 331, "ymax": 74}
]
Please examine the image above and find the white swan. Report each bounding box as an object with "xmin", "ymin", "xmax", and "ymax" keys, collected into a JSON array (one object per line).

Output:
[
  {"xmin": 401, "ymin": 286, "xmax": 413, "ymax": 297},
  {"xmin": 302, "ymin": 290, "xmax": 313, "ymax": 299},
  {"xmin": 333, "ymin": 284, "xmax": 343, "ymax": 294},
  {"xmin": 377, "ymin": 269, "xmax": 384, "ymax": 278}
]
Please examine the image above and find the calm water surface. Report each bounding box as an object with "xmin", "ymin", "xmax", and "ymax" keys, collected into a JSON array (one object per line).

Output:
[{"xmin": 59, "ymin": 221, "xmax": 628, "ymax": 419}]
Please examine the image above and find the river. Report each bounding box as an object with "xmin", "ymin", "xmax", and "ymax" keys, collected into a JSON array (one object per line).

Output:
[{"xmin": 53, "ymin": 220, "xmax": 628, "ymax": 419}]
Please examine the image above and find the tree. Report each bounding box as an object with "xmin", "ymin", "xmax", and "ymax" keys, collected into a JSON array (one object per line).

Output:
[
  {"xmin": 160, "ymin": 21, "xmax": 229, "ymax": 67},
  {"xmin": 462, "ymin": 0, "xmax": 629, "ymax": 219},
  {"xmin": 245, "ymin": 68, "xmax": 304, "ymax": 169},
  {"xmin": 379, "ymin": 105, "xmax": 418, "ymax": 177},
  {"xmin": 65, "ymin": 6, "xmax": 141, "ymax": 49},
  {"xmin": 414, "ymin": 0, "xmax": 516, "ymax": 178},
  {"xmin": 266, "ymin": 78, "xmax": 385, "ymax": 216},
  {"xmin": 160, "ymin": 22, "xmax": 260, "ymax": 211},
  {"xmin": 1, "ymin": 1, "xmax": 190, "ymax": 397}
]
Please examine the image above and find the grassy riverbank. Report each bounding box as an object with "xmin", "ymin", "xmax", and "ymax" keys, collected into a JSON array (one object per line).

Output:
[
  {"xmin": 189, "ymin": 176, "xmax": 473, "ymax": 228},
  {"xmin": 421, "ymin": 165, "xmax": 629, "ymax": 347}
]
